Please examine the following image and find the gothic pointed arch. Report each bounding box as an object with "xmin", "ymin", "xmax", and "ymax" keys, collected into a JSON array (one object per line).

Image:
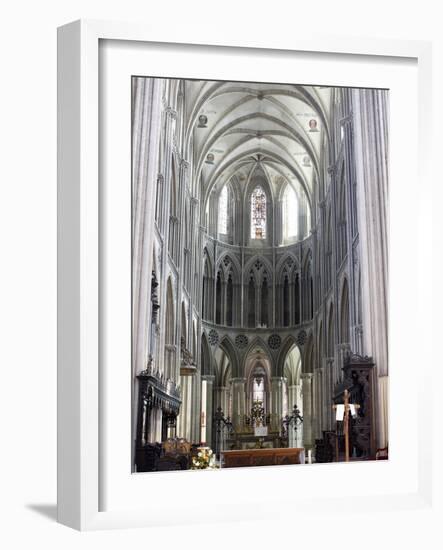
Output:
[
  {"xmin": 302, "ymin": 333, "xmax": 315, "ymax": 374},
  {"xmin": 218, "ymin": 336, "xmax": 240, "ymax": 378},
  {"xmin": 276, "ymin": 335, "xmax": 299, "ymax": 377},
  {"xmin": 201, "ymin": 332, "xmax": 213, "ymax": 376},
  {"xmin": 244, "ymin": 163, "xmax": 274, "ymax": 246}
]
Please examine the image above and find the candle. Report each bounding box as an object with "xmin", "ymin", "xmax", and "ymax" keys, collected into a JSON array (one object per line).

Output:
[{"xmin": 308, "ymin": 449, "xmax": 312, "ymax": 464}]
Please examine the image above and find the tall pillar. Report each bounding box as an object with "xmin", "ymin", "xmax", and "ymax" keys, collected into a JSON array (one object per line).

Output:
[
  {"xmin": 326, "ymin": 359, "xmax": 335, "ymax": 430},
  {"xmin": 287, "ymin": 384, "xmax": 299, "ymax": 413},
  {"xmin": 312, "ymin": 371, "xmax": 319, "ymax": 438},
  {"xmin": 352, "ymin": 89, "xmax": 389, "ymax": 449},
  {"xmin": 231, "ymin": 378, "xmax": 246, "ymax": 431},
  {"xmin": 287, "ymin": 383, "xmax": 303, "ymax": 447},
  {"xmin": 190, "ymin": 372, "xmax": 201, "ymax": 444},
  {"xmin": 214, "ymin": 386, "xmax": 230, "ymax": 418},
  {"xmin": 132, "ymin": 77, "xmax": 163, "ymax": 377},
  {"xmin": 270, "ymin": 377, "xmax": 286, "ymax": 432},
  {"xmin": 320, "ymin": 365, "xmax": 328, "ymax": 433},
  {"xmin": 202, "ymin": 375, "xmax": 215, "ymax": 447},
  {"xmin": 301, "ymin": 373, "xmax": 314, "ymax": 448},
  {"xmin": 176, "ymin": 374, "xmax": 195, "ymax": 442}
]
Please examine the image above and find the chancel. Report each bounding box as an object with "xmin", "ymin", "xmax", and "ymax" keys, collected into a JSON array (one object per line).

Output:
[{"xmin": 132, "ymin": 77, "xmax": 389, "ymax": 472}]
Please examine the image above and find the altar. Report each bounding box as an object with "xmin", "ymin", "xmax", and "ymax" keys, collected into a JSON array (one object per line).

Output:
[
  {"xmin": 226, "ymin": 432, "xmax": 282, "ymax": 450},
  {"xmin": 221, "ymin": 447, "xmax": 305, "ymax": 468}
]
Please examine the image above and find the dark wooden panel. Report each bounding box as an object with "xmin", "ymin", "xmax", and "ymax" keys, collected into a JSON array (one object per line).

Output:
[{"xmin": 222, "ymin": 447, "xmax": 303, "ymax": 468}]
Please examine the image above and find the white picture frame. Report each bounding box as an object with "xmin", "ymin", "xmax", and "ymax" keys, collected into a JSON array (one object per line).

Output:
[{"xmin": 57, "ymin": 19, "xmax": 434, "ymax": 531}]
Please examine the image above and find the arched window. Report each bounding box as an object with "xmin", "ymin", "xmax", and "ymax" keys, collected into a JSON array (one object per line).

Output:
[
  {"xmin": 251, "ymin": 186, "xmax": 267, "ymax": 239},
  {"xmin": 283, "ymin": 184, "xmax": 298, "ymax": 240},
  {"xmin": 252, "ymin": 373, "xmax": 265, "ymax": 403},
  {"xmin": 218, "ymin": 184, "xmax": 228, "ymax": 235},
  {"xmin": 249, "ymin": 363, "xmax": 268, "ymax": 417}
]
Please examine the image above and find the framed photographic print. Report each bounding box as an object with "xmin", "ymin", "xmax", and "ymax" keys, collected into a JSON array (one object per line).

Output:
[{"xmin": 57, "ymin": 20, "xmax": 433, "ymax": 531}]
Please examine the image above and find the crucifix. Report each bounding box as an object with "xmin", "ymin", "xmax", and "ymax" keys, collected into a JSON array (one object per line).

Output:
[{"xmin": 333, "ymin": 389, "xmax": 360, "ymax": 462}]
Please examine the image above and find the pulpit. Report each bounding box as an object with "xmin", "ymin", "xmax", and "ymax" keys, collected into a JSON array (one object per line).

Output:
[{"xmin": 333, "ymin": 353, "xmax": 376, "ymax": 459}]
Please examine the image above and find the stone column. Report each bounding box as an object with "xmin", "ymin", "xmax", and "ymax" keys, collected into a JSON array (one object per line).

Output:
[
  {"xmin": 132, "ymin": 77, "xmax": 163, "ymax": 377},
  {"xmin": 326, "ymin": 359, "xmax": 334, "ymax": 430},
  {"xmin": 231, "ymin": 378, "xmax": 246, "ymax": 432},
  {"xmin": 378, "ymin": 376, "xmax": 389, "ymax": 449},
  {"xmin": 202, "ymin": 375, "xmax": 215, "ymax": 447},
  {"xmin": 301, "ymin": 373, "xmax": 314, "ymax": 448},
  {"xmin": 190, "ymin": 372, "xmax": 201, "ymax": 444},
  {"xmin": 320, "ymin": 366, "xmax": 328, "ymax": 433},
  {"xmin": 270, "ymin": 377, "xmax": 286, "ymax": 432},
  {"xmin": 176, "ymin": 372, "xmax": 199, "ymax": 444},
  {"xmin": 287, "ymin": 384, "xmax": 302, "ymax": 447},
  {"xmin": 352, "ymin": 89, "xmax": 389, "ymax": 448},
  {"xmin": 176, "ymin": 375, "xmax": 190, "ymax": 441},
  {"xmin": 287, "ymin": 384, "xmax": 299, "ymax": 413},
  {"xmin": 214, "ymin": 386, "xmax": 230, "ymax": 418},
  {"xmin": 311, "ymin": 371, "xmax": 319, "ymax": 438}
]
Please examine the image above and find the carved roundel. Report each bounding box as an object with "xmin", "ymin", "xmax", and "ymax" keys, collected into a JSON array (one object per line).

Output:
[
  {"xmin": 208, "ymin": 329, "xmax": 219, "ymax": 346},
  {"xmin": 268, "ymin": 334, "xmax": 281, "ymax": 350},
  {"xmin": 235, "ymin": 334, "xmax": 249, "ymax": 349},
  {"xmin": 297, "ymin": 330, "xmax": 307, "ymax": 346}
]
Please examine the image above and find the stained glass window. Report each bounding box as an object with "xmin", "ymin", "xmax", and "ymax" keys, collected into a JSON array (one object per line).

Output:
[
  {"xmin": 283, "ymin": 184, "xmax": 298, "ymax": 239},
  {"xmin": 251, "ymin": 186, "xmax": 267, "ymax": 239},
  {"xmin": 253, "ymin": 376, "xmax": 265, "ymax": 403},
  {"xmin": 218, "ymin": 185, "xmax": 228, "ymax": 234}
]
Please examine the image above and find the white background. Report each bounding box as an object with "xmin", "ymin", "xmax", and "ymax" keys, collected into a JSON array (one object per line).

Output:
[
  {"xmin": 1, "ymin": 1, "xmax": 442, "ymax": 548},
  {"xmin": 101, "ymin": 40, "xmax": 419, "ymax": 517}
]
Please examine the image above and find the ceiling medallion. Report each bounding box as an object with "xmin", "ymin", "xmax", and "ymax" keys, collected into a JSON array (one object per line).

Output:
[{"xmin": 197, "ymin": 114, "xmax": 208, "ymax": 128}]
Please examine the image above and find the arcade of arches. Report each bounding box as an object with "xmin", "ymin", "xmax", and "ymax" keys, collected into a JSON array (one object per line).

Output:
[{"xmin": 132, "ymin": 77, "xmax": 389, "ymax": 470}]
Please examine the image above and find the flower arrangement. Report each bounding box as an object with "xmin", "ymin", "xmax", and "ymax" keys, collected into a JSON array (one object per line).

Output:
[{"xmin": 191, "ymin": 447, "xmax": 216, "ymax": 470}]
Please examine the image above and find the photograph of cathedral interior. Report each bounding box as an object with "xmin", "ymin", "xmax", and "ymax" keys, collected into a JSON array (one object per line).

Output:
[{"xmin": 132, "ymin": 76, "xmax": 389, "ymax": 472}]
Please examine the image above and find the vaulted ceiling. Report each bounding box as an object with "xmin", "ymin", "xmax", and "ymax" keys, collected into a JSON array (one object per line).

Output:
[{"xmin": 183, "ymin": 80, "xmax": 331, "ymax": 209}]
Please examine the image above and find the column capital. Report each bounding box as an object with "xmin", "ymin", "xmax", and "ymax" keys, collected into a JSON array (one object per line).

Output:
[
  {"xmin": 300, "ymin": 372, "xmax": 314, "ymax": 380},
  {"xmin": 230, "ymin": 377, "xmax": 246, "ymax": 383},
  {"xmin": 165, "ymin": 106, "xmax": 177, "ymax": 119},
  {"xmin": 339, "ymin": 113, "xmax": 353, "ymax": 126},
  {"xmin": 202, "ymin": 375, "xmax": 216, "ymax": 383},
  {"xmin": 270, "ymin": 376, "xmax": 287, "ymax": 382}
]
